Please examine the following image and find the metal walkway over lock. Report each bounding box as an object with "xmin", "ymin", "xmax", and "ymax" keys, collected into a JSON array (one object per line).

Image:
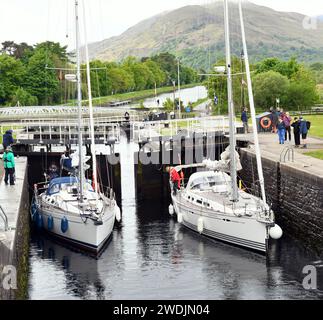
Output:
[
  {"xmin": 0, "ymin": 106, "xmax": 239, "ymax": 150},
  {"xmin": 0, "ymin": 106, "xmax": 138, "ymax": 122}
]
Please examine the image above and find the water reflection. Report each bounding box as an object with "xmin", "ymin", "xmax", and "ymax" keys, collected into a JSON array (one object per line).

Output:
[{"xmin": 29, "ymin": 235, "xmax": 107, "ymax": 300}]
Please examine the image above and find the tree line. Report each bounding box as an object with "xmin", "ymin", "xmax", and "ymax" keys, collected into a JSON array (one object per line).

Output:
[
  {"xmin": 206, "ymin": 56, "xmax": 320, "ymax": 112},
  {"xmin": 0, "ymin": 41, "xmax": 200, "ymax": 106}
]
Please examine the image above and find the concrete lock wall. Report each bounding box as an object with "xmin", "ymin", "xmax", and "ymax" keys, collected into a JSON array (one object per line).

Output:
[
  {"xmin": 134, "ymin": 136, "xmax": 228, "ymax": 201},
  {"xmin": 0, "ymin": 157, "xmax": 29, "ymax": 300},
  {"xmin": 239, "ymin": 149, "xmax": 323, "ymax": 252}
]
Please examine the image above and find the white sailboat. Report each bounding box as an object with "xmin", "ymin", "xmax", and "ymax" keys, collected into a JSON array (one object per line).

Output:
[
  {"xmin": 168, "ymin": 0, "xmax": 282, "ymax": 253},
  {"xmin": 32, "ymin": 0, "xmax": 121, "ymax": 253}
]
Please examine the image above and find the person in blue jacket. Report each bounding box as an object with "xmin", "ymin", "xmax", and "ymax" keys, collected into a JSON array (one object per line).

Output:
[
  {"xmin": 277, "ymin": 118, "xmax": 286, "ymax": 145},
  {"xmin": 299, "ymin": 117, "xmax": 308, "ymax": 149},
  {"xmin": 241, "ymin": 108, "xmax": 249, "ymax": 133},
  {"xmin": 2, "ymin": 130, "xmax": 14, "ymax": 150}
]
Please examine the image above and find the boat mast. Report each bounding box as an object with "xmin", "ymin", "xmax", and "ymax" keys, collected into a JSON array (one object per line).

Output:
[
  {"xmin": 75, "ymin": 0, "xmax": 85, "ymax": 201},
  {"xmin": 224, "ymin": 0, "xmax": 239, "ymax": 202},
  {"xmin": 177, "ymin": 58, "xmax": 181, "ymax": 119},
  {"xmin": 238, "ymin": 0, "xmax": 266, "ymax": 204},
  {"xmin": 82, "ymin": 0, "xmax": 99, "ymax": 196}
]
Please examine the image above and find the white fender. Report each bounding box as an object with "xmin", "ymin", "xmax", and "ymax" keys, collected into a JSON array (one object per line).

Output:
[
  {"xmin": 169, "ymin": 204, "xmax": 174, "ymax": 216},
  {"xmin": 177, "ymin": 212, "xmax": 183, "ymax": 224},
  {"xmin": 115, "ymin": 206, "xmax": 121, "ymax": 222},
  {"xmin": 269, "ymin": 224, "xmax": 283, "ymax": 240},
  {"xmin": 197, "ymin": 217, "xmax": 204, "ymax": 234}
]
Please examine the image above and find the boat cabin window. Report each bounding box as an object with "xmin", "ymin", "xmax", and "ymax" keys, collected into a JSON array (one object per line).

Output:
[
  {"xmin": 190, "ymin": 175, "xmax": 226, "ymax": 191},
  {"xmin": 49, "ymin": 183, "xmax": 60, "ymax": 195},
  {"xmin": 207, "ymin": 176, "xmax": 226, "ymax": 187}
]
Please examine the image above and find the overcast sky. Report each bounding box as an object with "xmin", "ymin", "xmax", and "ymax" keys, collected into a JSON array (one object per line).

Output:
[{"xmin": 0, "ymin": 0, "xmax": 322, "ymax": 48}]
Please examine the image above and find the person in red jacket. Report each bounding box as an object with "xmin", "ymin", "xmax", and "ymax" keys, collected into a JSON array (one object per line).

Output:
[{"xmin": 166, "ymin": 166, "xmax": 181, "ymax": 195}]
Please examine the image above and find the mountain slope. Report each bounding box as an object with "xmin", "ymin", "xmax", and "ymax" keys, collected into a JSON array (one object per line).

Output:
[{"xmin": 84, "ymin": 1, "xmax": 323, "ymax": 69}]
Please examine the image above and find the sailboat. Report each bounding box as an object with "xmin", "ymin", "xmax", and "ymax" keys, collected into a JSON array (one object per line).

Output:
[
  {"xmin": 168, "ymin": 0, "xmax": 282, "ymax": 254},
  {"xmin": 32, "ymin": 0, "xmax": 121, "ymax": 253}
]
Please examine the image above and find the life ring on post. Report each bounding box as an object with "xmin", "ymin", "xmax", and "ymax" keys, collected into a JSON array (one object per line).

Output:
[{"xmin": 260, "ymin": 117, "xmax": 272, "ymax": 130}]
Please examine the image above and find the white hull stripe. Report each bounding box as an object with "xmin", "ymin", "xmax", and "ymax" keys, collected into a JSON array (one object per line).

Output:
[{"xmin": 182, "ymin": 220, "xmax": 266, "ymax": 252}]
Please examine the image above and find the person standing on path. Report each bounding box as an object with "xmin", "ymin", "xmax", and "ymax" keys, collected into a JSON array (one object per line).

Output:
[
  {"xmin": 241, "ymin": 108, "xmax": 249, "ymax": 134},
  {"xmin": 283, "ymin": 112, "xmax": 292, "ymax": 142},
  {"xmin": 3, "ymin": 146, "xmax": 15, "ymax": 186},
  {"xmin": 291, "ymin": 117, "xmax": 301, "ymax": 148},
  {"xmin": 2, "ymin": 130, "xmax": 14, "ymax": 150},
  {"xmin": 299, "ymin": 117, "xmax": 309, "ymax": 149},
  {"xmin": 270, "ymin": 108, "xmax": 278, "ymax": 133},
  {"xmin": 277, "ymin": 118, "xmax": 286, "ymax": 145}
]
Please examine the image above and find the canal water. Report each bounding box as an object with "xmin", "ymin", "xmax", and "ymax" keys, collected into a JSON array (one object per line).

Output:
[
  {"xmin": 111, "ymin": 85, "xmax": 208, "ymax": 110},
  {"xmin": 28, "ymin": 138, "xmax": 323, "ymax": 300},
  {"xmin": 141, "ymin": 85, "xmax": 208, "ymax": 109}
]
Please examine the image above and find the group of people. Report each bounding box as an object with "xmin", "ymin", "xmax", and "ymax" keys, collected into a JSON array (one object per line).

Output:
[
  {"xmin": 271, "ymin": 108, "xmax": 309, "ymax": 148},
  {"xmin": 2, "ymin": 130, "xmax": 15, "ymax": 186}
]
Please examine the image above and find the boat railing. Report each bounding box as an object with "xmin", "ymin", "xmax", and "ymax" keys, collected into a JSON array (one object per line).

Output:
[
  {"xmin": 0, "ymin": 205, "xmax": 9, "ymax": 232},
  {"xmin": 101, "ymin": 185, "xmax": 116, "ymax": 200},
  {"xmin": 132, "ymin": 116, "xmax": 230, "ymax": 142},
  {"xmin": 33, "ymin": 182, "xmax": 50, "ymax": 196}
]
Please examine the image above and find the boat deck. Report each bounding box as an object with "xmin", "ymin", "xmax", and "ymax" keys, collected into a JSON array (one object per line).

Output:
[{"xmin": 186, "ymin": 189, "xmax": 261, "ymax": 210}]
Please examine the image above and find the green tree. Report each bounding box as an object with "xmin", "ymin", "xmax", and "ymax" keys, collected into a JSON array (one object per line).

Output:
[
  {"xmin": 0, "ymin": 54, "xmax": 25, "ymax": 105},
  {"xmin": 253, "ymin": 71, "xmax": 289, "ymax": 109},
  {"xmin": 287, "ymin": 67, "xmax": 319, "ymax": 109},
  {"xmin": 151, "ymin": 53, "xmax": 179, "ymax": 85},
  {"xmin": 255, "ymin": 57, "xmax": 300, "ymax": 79},
  {"xmin": 181, "ymin": 66, "xmax": 198, "ymax": 84},
  {"xmin": 11, "ymin": 88, "xmax": 38, "ymax": 106},
  {"xmin": 163, "ymin": 98, "xmax": 175, "ymax": 112},
  {"xmin": 1, "ymin": 41, "xmax": 34, "ymax": 60},
  {"xmin": 143, "ymin": 60, "xmax": 167, "ymax": 87},
  {"xmin": 23, "ymin": 48, "xmax": 59, "ymax": 105},
  {"xmin": 108, "ymin": 67, "xmax": 134, "ymax": 94},
  {"xmin": 35, "ymin": 41, "xmax": 69, "ymax": 64}
]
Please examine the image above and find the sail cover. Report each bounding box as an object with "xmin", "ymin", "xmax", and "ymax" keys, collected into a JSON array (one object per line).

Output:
[{"xmin": 203, "ymin": 147, "xmax": 242, "ymax": 173}]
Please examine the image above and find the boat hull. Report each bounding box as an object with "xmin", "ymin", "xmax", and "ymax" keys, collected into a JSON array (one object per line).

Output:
[
  {"xmin": 35, "ymin": 205, "xmax": 116, "ymax": 253},
  {"xmin": 172, "ymin": 196, "xmax": 269, "ymax": 253}
]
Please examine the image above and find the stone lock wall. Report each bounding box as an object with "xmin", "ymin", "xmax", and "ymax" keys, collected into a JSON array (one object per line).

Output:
[{"xmin": 239, "ymin": 149, "xmax": 323, "ymax": 252}]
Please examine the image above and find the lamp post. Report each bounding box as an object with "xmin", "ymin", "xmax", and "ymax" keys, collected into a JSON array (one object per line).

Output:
[
  {"xmin": 172, "ymin": 80, "xmax": 176, "ymax": 113},
  {"xmin": 177, "ymin": 58, "xmax": 181, "ymax": 119},
  {"xmin": 240, "ymin": 49, "xmax": 245, "ymax": 110}
]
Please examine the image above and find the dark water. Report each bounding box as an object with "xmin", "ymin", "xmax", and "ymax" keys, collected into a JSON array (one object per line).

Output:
[{"xmin": 28, "ymin": 139, "xmax": 323, "ymax": 300}]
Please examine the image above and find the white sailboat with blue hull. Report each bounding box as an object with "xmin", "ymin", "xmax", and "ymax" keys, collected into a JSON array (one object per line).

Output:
[
  {"xmin": 32, "ymin": 0, "xmax": 121, "ymax": 253},
  {"xmin": 168, "ymin": 0, "xmax": 283, "ymax": 254}
]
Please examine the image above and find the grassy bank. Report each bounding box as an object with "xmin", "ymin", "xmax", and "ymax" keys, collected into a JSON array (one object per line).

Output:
[
  {"xmin": 67, "ymin": 83, "xmax": 202, "ymax": 106},
  {"xmin": 304, "ymin": 115, "xmax": 323, "ymax": 138},
  {"xmin": 192, "ymin": 97, "xmax": 209, "ymax": 109},
  {"xmin": 304, "ymin": 150, "xmax": 323, "ymax": 160}
]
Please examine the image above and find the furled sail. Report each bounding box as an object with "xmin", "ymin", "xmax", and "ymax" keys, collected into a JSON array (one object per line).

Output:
[{"xmin": 203, "ymin": 147, "xmax": 242, "ymax": 172}]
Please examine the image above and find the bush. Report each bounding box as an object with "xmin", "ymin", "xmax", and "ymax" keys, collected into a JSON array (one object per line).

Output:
[{"xmin": 11, "ymin": 88, "xmax": 38, "ymax": 106}]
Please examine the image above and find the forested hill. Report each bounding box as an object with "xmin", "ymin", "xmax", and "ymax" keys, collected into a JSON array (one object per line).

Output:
[{"xmin": 83, "ymin": 1, "xmax": 323, "ymax": 69}]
